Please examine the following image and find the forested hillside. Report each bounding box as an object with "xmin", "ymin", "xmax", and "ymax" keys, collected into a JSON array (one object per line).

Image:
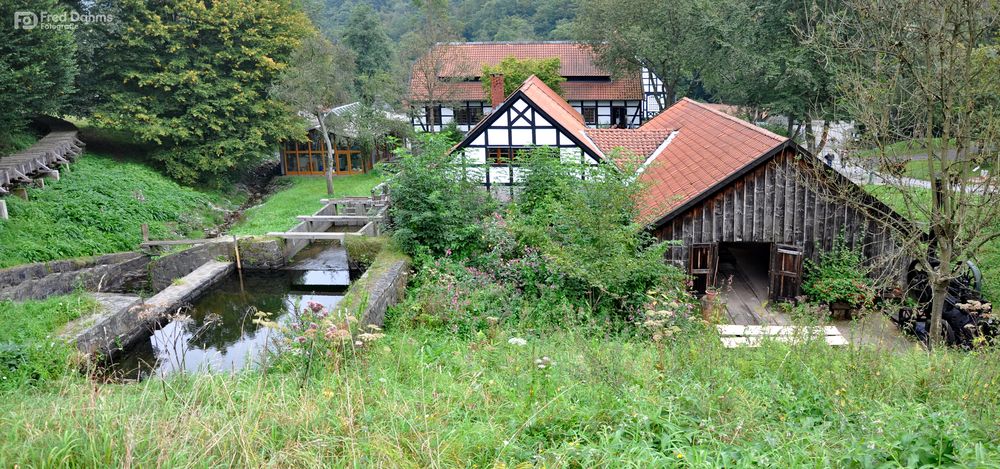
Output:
[{"xmin": 312, "ymin": 0, "xmax": 576, "ymax": 42}]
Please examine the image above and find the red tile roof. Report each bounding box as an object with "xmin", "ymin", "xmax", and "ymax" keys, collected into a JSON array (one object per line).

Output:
[
  {"xmin": 635, "ymin": 98, "xmax": 788, "ymax": 224},
  {"xmin": 585, "ymin": 128, "xmax": 674, "ymax": 165},
  {"xmin": 409, "ymin": 41, "xmax": 642, "ymax": 102}
]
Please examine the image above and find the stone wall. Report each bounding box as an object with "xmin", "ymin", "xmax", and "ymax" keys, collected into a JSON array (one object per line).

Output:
[
  {"xmin": 0, "ymin": 252, "xmax": 149, "ymax": 301},
  {"xmin": 74, "ymin": 261, "xmax": 234, "ymax": 357},
  {"xmin": 358, "ymin": 259, "xmax": 410, "ymax": 327},
  {"xmin": 148, "ymin": 240, "xmax": 233, "ymax": 291},
  {"xmin": 237, "ymin": 237, "xmax": 286, "ymax": 270}
]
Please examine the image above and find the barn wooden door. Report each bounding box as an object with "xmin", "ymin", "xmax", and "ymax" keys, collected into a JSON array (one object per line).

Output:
[
  {"xmin": 769, "ymin": 244, "xmax": 803, "ymax": 301},
  {"xmin": 689, "ymin": 243, "xmax": 719, "ymax": 292}
]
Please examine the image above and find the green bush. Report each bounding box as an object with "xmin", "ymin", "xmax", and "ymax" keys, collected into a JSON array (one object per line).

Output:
[
  {"xmin": 803, "ymin": 235, "xmax": 876, "ymax": 306},
  {"xmin": 506, "ymin": 149, "xmax": 681, "ymax": 317},
  {"xmin": 383, "ymin": 133, "xmax": 496, "ymax": 258}
]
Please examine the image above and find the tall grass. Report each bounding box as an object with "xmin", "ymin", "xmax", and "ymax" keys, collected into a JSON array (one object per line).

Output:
[
  {"xmin": 2, "ymin": 326, "xmax": 998, "ymax": 466},
  {"xmin": 0, "ymin": 293, "xmax": 99, "ymax": 391},
  {"xmin": 229, "ymin": 173, "xmax": 384, "ymax": 235},
  {"xmin": 0, "ymin": 153, "xmax": 239, "ymax": 268}
]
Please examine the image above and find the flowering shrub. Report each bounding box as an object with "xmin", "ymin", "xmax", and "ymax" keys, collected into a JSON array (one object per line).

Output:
[
  {"xmin": 257, "ymin": 301, "xmax": 382, "ymax": 378},
  {"xmin": 803, "ymin": 236, "xmax": 876, "ymax": 307},
  {"xmin": 637, "ymin": 288, "xmax": 702, "ymax": 342}
]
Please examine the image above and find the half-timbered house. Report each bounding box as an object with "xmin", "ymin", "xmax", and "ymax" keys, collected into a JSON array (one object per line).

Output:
[
  {"xmin": 409, "ymin": 41, "xmax": 666, "ymax": 132},
  {"xmin": 451, "ymin": 76, "xmax": 908, "ymax": 302}
]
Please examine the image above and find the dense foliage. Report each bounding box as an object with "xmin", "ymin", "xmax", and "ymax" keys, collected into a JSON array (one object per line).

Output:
[
  {"xmin": 803, "ymin": 236, "xmax": 876, "ymax": 307},
  {"xmin": 481, "ymin": 57, "xmax": 565, "ymax": 97},
  {"xmin": 389, "ymin": 145, "xmax": 682, "ymax": 330},
  {"xmin": 0, "ymin": 153, "xmax": 235, "ymax": 268},
  {"xmin": 0, "ymin": 0, "xmax": 77, "ymax": 151},
  {"xmin": 86, "ymin": 0, "xmax": 311, "ymax": 183},
  {"xmin": 383, "ymin": 133, "xmax": 497, "ymax": 258}
]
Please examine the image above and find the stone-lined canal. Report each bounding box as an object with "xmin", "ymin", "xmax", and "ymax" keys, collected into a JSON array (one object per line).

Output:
[{"xmin": 106, "ymin": 244, "xmax": 354, "ymax": 380}]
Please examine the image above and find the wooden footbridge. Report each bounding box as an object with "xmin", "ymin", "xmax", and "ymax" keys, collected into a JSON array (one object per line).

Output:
[{"xmin": 0, "ymin": 117, "xmax": 84, "ymax": 219}]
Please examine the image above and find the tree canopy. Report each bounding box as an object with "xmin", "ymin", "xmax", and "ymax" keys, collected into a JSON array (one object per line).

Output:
[
  {"xmin": 0, "ymin": 0, "xmax": 77, "ymax": 151},
  {"xmin": 87, "ymin": 0, "xmax": 312, "ymax": 183}
]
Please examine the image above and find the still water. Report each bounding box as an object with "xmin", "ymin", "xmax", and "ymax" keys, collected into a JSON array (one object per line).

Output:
[{"xmin": 107, "ymin": 270, "xmax": 347, "ymax": 380}]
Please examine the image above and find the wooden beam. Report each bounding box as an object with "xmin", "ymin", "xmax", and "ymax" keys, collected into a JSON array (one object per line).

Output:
[
  {"xmin": 721, "ymin": 335, "xmax": 848, "ymax": 348},
  {"xmin": 296, "ymin": 215, "xmax": 380, "ymax": 222},
  {"xmin": 265, "ymin": 231, "xmax": 365, "ymax": 240},
  {"xmin": 716, "ymin": 325, "xmax": 840, "ymax": 336}
]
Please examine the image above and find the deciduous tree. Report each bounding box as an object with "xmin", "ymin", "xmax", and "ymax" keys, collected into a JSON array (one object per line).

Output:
[
  {"xmin": 271, "ymin": 35, "xmax": 357, "ymax": 195},
  {"xmin": 817, "ymin": 0, "xmax": 1000, "ymax": 349},
  {"xmin": 573, "ymin": 0, "xmax": 701, "ymax": 108},
  {"xmin": 480, "ymin": 57, "xmax": 565, "ymax": 97}
]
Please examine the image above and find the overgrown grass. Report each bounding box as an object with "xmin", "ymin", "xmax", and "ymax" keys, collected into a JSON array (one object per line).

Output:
[
  {"xmin": 1, "ymin": 326, "xmax": 998, "ymax": 466},
  {"xmin": 0, "ymin": 153, "xmax": 239, "ymax": 268},
  {"xmin": 0, "ymin": 293, "xmax": 99, "ymax": 391},
  {"xmin": 229, "ymin": 173, "xmax": 384, "ymax": 235}
]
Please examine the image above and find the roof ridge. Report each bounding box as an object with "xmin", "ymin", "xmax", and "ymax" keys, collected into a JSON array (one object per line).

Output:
[
  {"xmin": 679, "ymin": 98, "xmax": 787, "ymax": 142},
  {"xmin": 438, "ymin": 41, "xmax": 586, "ymax": 46}
]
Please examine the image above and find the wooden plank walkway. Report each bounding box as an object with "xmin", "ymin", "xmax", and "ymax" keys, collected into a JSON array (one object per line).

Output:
[
  {"xmin": 0, "ymin": 117, "xmax": 83, "ymax": 196},
  {"xmin": 717, "ymin": 325, "xmax": 848, "ymax": 348},
  {"xmin": 717, "ymin": 247, "xmax": 790, "ymax": 326}
]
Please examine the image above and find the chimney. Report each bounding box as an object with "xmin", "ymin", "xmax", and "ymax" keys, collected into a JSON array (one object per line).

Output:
[{"xmin": 490, "ymin": 74, "xmax": 505, "ymax": 107}]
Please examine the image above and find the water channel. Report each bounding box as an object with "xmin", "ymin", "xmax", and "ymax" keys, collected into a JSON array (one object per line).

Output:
[{"xmin": 106, "ymin": 244, "xmax": 354, "ymax": 380}]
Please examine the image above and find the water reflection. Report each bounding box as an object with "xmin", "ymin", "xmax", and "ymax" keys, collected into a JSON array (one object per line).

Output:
[{"xmin": 108, "ymin": 271, "xmax": 345, "ymax": 380}]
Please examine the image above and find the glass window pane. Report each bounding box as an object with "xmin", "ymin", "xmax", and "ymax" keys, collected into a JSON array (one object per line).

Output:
[
  {"xmin": 298, "ymin": 155, "xmax": 311, "ymax": 173},
  {"xmin": 351, "ymin": 152, "xmax": 364, "ymax": 171},
  {"xmin": 338, "ymin": 152, "xmax": 348, "ymax": 172},
  {"xmin": 313, "ymin": 154, "xmax": 324, "ymax": 172}
]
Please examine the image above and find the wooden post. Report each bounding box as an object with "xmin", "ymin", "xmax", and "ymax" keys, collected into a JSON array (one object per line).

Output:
[
  {"xmin": 34, "ymin": 178, "xmax": 44, "ymax": 189},
  {"xmin": 141, "ymin": 224, "xmax": 149, "ymax": 242},
  {"xmin": 0, "ymin": 199, "xmax": 7, "ymax": 220},
  {"xmin": 13, "ymin": 188, "xmax": 28, "ymax": 201},
  {"xmin": 233, "ymin": 235, "xmax": 242, "ymax": 271},
  {"xmin": 47, "ymin": 170, "xmax": 60, "ymax": 181}
]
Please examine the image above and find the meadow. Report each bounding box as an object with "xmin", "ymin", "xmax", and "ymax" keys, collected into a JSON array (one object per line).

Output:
[
  {"xmin": 0, "ymin": 153, "xmax": 238, "ymax": 268},
  {"xmin": 229, "ymin": 173, "xmax": 384, "ymax": 235},
  {"xmin": 1, "ymin": 325, "xmax": 998, "ymax": 467}
]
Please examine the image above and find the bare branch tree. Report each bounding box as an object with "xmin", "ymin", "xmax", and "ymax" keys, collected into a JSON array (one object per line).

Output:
[
  {"xmin": 815, "ymin": 0, "xmax": 1000, "ymax": 348},
  {"xmin": 271, "ymin": 35, "xmax": 356, "ymax": 195}
]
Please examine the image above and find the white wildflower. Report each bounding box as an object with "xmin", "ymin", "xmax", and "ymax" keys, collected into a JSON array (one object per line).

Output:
[{"xmin": 507, "ymin": 337, "xmax": 527, "ymax": 347}]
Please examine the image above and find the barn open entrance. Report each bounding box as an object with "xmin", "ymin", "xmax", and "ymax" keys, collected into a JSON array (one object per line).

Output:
[{"xmin": 717, "ymin": 242, "xmax": 770, "ymax": 299}]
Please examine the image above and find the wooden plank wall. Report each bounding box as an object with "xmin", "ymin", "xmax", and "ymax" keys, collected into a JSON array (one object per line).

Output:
[{"xmin": 655, "ymin": 149, "xmax": 907, "ymax": 284}]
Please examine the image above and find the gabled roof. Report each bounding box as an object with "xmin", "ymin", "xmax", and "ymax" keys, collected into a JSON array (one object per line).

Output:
[
  {"xmin": 409, "ymin": 41, "xmax": 642, "ymax": 102},
  {"xmin": 636, "ymin": 98, "xmax": 789, "ymax": 224},
  {"xmin": 453, "ymin": 75, "xmax": 605, "ymax": 160},
  {"xmin": 451, "ymin": 76, "xmax": 798, "ymax": 229}
]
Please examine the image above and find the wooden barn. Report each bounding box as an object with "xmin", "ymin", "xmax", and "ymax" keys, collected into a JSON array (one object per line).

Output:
[
  {"xmin": 279, "ymin": 102, "xmax": 408, "ymax": 176},
  {"xmin": 451, "ymin": 76, "xmax": 907, "ymax": 303}
]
